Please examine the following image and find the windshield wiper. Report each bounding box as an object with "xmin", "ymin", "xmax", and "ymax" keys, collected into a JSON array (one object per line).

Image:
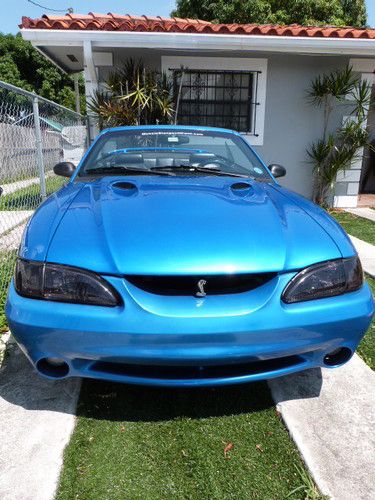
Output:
[
  {"xmin": 86, "ymin": 166, "xmax": 175, "ymax": 176},
  {"xmin": 150, "ymin": 165, "xmax": 249, "ymax": 178}
]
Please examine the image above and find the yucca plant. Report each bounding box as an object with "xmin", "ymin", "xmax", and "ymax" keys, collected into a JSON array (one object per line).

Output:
[
  {"xmin": 307, "ymin": 66, "xmax": 372, "ymax": 205},
  {"xmin": 88, "ymin": 59, "xmax": 174, "ymax": 129}
]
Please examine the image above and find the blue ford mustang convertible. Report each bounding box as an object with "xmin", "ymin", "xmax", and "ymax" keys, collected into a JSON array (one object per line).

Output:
[{"xmin": 6, "ymin": 125, "xmax": 374, "ymax": 386}]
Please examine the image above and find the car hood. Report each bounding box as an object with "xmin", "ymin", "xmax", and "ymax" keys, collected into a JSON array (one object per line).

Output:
[{"xmin": 45, "ymin": 176, "xmax": 343, "ymax": 275}]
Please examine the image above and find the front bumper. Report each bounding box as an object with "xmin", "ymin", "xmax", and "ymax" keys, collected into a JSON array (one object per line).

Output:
[{"xmin": 6, "ymin": 272, "xmax": 374, "ymax": 387}]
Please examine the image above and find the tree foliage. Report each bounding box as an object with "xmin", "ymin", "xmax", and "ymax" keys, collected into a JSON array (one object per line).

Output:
[
  {"xmin": 172, "ymin": 0, "xmax": 367, "ymax": 27},
  {"xmin": 0, "ymin": 32, "xmax": 85, "ymax": 112}
]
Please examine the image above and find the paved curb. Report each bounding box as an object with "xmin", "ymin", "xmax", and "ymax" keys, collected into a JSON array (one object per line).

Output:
[
  {"xmin": 345, "ymin": 208, "xmax": 375, "ymax": 223},
  {"xmin": 349, "ymin": 235, "xmax": 375, "ymax": 279},
  {"xmin": 0, "ymin": 342, "xmax": 81, "ymax": 500},
  {"xmin": 269, "ymin": 355, "xmax": 375, "ymax": 500}
]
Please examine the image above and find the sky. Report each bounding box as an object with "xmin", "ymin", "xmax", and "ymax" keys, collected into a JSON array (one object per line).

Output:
[
  {"xmin": 0, "ymin": 0, "xmax": 175, "ymax": 33},
  {"xmin": 0, "ymin": 0, "xmax": 374, "ymax": 34}
]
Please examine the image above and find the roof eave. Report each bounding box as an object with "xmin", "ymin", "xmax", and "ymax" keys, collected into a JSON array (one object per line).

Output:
[
  {"xmin": 33, "ymin": 45, "xmax": 73, "ymax": 73},
  {"xmin": 21, "ymin": 29, "xmax": 375, "ymax": 57}
]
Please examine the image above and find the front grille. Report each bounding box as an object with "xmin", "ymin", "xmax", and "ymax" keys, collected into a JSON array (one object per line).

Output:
[
  {"xmin": 125, "ymin": 273, "xmax": 276, "ymax": 296},
  {"xmin": 90, "ymin": 355, "xmax": 304, "ymax": 380}
]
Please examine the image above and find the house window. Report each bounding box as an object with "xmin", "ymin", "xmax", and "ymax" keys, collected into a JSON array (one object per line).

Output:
[
  {"xmin": 172, "ymin": 69, "xmax": 260, "ymax": 135},
  {"xmin": 162, "ymin": 57, "xmax": 267, "ymax": 145}
]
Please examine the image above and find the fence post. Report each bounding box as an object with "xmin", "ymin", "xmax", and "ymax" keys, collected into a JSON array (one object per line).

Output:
[
  {"xmin": 32, "ymin": 96, "xmax": 47, "ymax": 199},
  {"xmin": 73, "ymin": 73, "xmax": 81, "ymax": 114},
  {"xmin": 86, "ymin": 115, "xmax": 91, "ymax": 147}
]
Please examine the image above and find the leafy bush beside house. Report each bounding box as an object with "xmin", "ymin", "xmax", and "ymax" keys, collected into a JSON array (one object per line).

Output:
[
  {"xmin": 307, "ymin": 66, "xmax": 372, "ymax": 206},
  {"xmin": 88, "ymin": 60, "xmax": 174, "ymax": 129}
]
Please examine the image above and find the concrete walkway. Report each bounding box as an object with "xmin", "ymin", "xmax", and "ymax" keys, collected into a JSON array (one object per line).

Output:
[
  {"xmin": 0, "ymin": 342, "xmax": 80, "ymax": 500},
  {"xmin": 269, "ymin": 227, "xmax": 375, "ymax": 499},
  {"xmin": 1, "ymin": 171, "xmax": 54, "ymax": 197},
  {"xmin": 269, "ymin": 355, "xmax": 375, "ymax": 500},
  {"xmin": 1, "ymin": 176, "xmax": 41, "ymax": 196},
  {"xmin": 0, "ymin": 220, "xmax": 30, "ymax": 251},
  {"xmin": 345, "ymin": 207, "xmax": 375, "ymax": 223},
  {"xmin": 0, "ymin": 211, "xmax": 33, "ymax": 251},
  {"xmin": 342, "ymin": 206, "xmax": 375, "ymax": 276},
  {"xmin": 350, "ymin": 235, "xmax": 375, "ymax": 278},
  {"xmin": 0, "ymin": 211, "xmax": 33, "ymax": 235}
]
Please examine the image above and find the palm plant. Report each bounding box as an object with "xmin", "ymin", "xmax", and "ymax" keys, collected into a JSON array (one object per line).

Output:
[
  {"xmin": 307, "ymin": 66, "xmax": 372, "ymax": 205},
  {"xmin": 88, "ymin": 59, "xmax": 174, "ymax": 129}
]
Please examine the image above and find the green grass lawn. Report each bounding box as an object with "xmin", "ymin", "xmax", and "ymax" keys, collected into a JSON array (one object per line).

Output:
[
  {"xmin": 0, "ymin": 251, "xmax": 17, "ymax": 333},
  {"xmin": 57, "ymin": 381, "xmax": 322, "ymax": 500},
  {"xmin": 0, "ymin": 176, "xmax": 65, "ymax": 211},
  {"xmin": 358, "ymin": 275, "xmax": 375, "ymax": 371},
  {"xmin": 0, "ymin": 285, "xmax": 9, "ymax": 333},
  {"xmin": 329, "ymin": 210, "xmax": 375, "ymax": 245},
  {"xmin": 329, "ymin": 210, "xmax": 375, "ymax": 370}
]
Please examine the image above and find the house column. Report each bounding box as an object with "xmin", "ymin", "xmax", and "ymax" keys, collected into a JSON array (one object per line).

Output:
[
  {"xmin": 73, "ymin": 73, "xmax": 81, "ymax": 114},
  {"xmin": 83, "ymin": 40, "xmax": 99, "ymax": 141}
]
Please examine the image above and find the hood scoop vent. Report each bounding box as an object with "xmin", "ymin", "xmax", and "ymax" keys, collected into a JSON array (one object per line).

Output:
[
  {"xmin": 230, "ymin": 182, "xmax": 253, "ymax": 197},
  {"xmin": 112, "ymin": 181, "xmax": 138, "ymax": 196}
]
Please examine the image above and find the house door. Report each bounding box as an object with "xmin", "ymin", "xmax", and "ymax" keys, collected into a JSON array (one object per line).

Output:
[{"xmin": 360, "ymin": 84, "xmax": 375, "ymax": 194}]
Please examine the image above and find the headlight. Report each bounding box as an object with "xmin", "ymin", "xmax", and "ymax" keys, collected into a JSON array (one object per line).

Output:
[
  {"xmin": 282, "ymin": 257, "xmax": 363, "ymax": 304},
  {"xmin": 14, "ymin": 259, "xmax": 121, "ymax": 307}
]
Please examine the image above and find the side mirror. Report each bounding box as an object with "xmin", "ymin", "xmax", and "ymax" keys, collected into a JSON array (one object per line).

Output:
[
  {"xmin": 53, "ymin": 162, "xmax": 76, "ymax": 178},
  {"xmin": 269, "ymin": 164, "xmax": 286, "ymax": 178}
]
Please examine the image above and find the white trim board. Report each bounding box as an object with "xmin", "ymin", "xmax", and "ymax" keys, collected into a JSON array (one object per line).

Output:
[
  {"xmin": 162, "ymin": 56, "xmax": 267, "ymax": 146},
  {"xmin": 22, "ymin": 29, "xmax": 375, "ymax": 56}
]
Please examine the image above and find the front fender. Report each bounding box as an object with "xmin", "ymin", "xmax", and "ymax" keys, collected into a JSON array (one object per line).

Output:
[
  {"xmin": 19, "ymin": 183, "xmax": 84, "ymax": 262},
  {"xmin": 273, "ymin": 186, "xmax": 356, "ymax": 258}
]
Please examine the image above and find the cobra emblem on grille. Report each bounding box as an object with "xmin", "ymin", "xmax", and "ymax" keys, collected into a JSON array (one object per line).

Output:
[{"xmin": 195, "ymin": 279, "xmax": 207, "ymax": 298}]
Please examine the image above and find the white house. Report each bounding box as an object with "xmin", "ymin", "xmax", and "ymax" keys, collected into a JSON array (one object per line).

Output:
[{"xmin": 20, "ymin": 12, "xmax": 375, "ymax": 206}]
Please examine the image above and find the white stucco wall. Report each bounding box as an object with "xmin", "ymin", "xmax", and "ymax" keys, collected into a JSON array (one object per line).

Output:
[
  {"xmin": 253, "ymin": 54, "xmax": 349, "ymax": 198},
  {"xmin": 97, "ymin": 49, "xmax": 351, "ymax": 199}
]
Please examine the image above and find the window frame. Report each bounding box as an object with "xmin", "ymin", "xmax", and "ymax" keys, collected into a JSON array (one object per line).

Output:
[
  {"xmin": 171, "ymin": 68, "xmax": 259, "ymax": 134},
  {"xmin": 162, "ymin": 56, "xmax": 268, "ymax": 146}
]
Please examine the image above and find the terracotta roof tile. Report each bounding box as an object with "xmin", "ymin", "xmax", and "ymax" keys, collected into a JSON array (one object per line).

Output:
[{"xmin": 19, "ymin": 13, "xmax": 375, "ymax": 39}]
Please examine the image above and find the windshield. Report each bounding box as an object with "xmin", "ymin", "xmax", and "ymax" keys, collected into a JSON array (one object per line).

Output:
[{"xmin": 79, "ymin": 128, "xmax": 272, "ymax": 181}]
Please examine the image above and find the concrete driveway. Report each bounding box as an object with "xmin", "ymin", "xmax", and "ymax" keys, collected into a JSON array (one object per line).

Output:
[
  {"xmin": 0, "ymin": 341, "xmax": 80, "ymax": 500},
  {"xmin": 269, "ymin": 355, "xmax": 375, "ymax": 500}
]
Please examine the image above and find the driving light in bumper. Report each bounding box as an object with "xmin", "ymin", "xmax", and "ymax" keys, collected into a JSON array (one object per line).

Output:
[
  {"xmin": 14, "ymin": 258, "xmax": 121, "ymax": 307},
  {"xmin": 282, "ymin": 256, "xmax": 363, "ymax": 304}
]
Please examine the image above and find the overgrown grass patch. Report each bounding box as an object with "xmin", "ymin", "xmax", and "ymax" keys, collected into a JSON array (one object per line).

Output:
[
  {"xmin": 358, "ymin": 275, "xmax": 375, "ymax": 371},
  {"xmin": 57, "ymin": 381, "xmax": 323, "ymax": 499},
  {"xmin": 0, "ymin": 176, "xmax": 65, "ymax": 211},
  {"xmin": 0, "ymin": 251, "xmax": 17, "ymax": 333},
  {"xmin": 0, "ymin": 286, "xmax": 9, "ymax": 333},
  {"xmin": 329, "ymin": 209, "xmax": 375, "ymax": 245},
  {"xmin": 328, "ymin": 210, "xmax": 375, "ymax": 369}
]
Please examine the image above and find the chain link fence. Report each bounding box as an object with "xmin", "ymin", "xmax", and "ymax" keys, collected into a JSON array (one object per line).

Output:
[{"xmin": 0, "ymin": 80, "xmax": 88, "ymax": 331}]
